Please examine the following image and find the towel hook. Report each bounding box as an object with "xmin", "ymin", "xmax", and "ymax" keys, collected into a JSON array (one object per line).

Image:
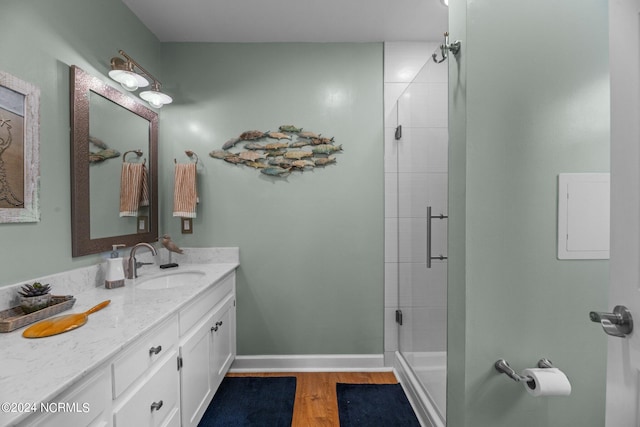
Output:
[
  {"xmin": 175, "ymin": 150, "xmax": 199, "ymax": 164},
  {"xmin": 185, "ymin": 150, "xmax": 199, "ymax": 164},
  {"xmin": 123, "ymin": 149, "xmax": 143, "ymax": 163}
]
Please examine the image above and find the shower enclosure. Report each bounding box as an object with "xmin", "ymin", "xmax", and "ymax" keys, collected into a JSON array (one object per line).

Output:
[{"xmin": 388, "ymin": 46, "xmax": 448, "ymax": 427}]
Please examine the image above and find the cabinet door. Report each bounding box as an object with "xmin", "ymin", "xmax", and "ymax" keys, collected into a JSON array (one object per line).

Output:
[
  {"xmin": 211, "ymin": 296, "xmax": 236, "ymax": 391},
  {"xmin": 180, "ymin": 312, "xmax": 215, "ymax": 427}
]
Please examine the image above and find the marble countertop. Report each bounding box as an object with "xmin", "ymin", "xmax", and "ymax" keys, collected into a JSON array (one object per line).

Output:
[{"xmin": 0, "ymin": 261, "xmax": 238, "ymax": 426}]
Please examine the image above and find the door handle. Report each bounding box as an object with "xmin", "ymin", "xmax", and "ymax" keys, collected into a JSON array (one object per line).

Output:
[
  {"xmin": 427, "ymin": 206, "xmax": 448, "ymax": 268},
  {"xmin": 589, "ymin": 305, "xmax": 633, "ymax": 337}
]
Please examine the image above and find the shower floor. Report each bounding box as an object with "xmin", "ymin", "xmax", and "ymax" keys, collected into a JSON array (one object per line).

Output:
[{"xmin": 402, "ymin": 351, "xmax": 447, "ymax": 422}]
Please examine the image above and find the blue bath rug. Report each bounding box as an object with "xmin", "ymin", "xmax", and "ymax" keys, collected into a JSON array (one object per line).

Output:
[
  {"xmin": 198, "ymin": 376, "xmax": 296, "ymax": 427},
  {"xmin": 337, "ymin": 383, "xmax": 421, "ymax": 427}
]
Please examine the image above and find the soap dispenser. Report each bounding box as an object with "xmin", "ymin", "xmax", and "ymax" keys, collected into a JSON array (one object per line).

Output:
[{"xmin": 105, "ymin": 244, "xmax": 125, "ymax": 289}]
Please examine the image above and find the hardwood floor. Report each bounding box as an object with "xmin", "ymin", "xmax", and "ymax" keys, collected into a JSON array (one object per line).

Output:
[{"xmin": 226, "ymin": 371, "xmax": 399, "ymax": 426}]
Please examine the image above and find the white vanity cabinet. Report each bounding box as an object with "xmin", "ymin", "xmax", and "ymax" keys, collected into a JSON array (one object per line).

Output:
[
  {"xmin": 179, "ymin": 272, "xmax": 236, "ymax": 427},
  {"xmin": 15, "ymin": 268, "xmax": 237, "ymax": 427}
]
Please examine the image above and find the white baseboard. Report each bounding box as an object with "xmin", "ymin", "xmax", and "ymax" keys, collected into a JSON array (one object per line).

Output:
[{"xmin": 230, "ymin": 354, "xmax": 389, "ymax": 372}]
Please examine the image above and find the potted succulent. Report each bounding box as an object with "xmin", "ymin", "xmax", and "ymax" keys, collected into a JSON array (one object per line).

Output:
[{"xmin": 18, "ymin": 282, "xmax": 52, "ymax": 314}]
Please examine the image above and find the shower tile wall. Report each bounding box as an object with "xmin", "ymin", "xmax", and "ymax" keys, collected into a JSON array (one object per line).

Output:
[{"xmin": 384, "ymin": 42, "xmax": 448, "ymax": 365}]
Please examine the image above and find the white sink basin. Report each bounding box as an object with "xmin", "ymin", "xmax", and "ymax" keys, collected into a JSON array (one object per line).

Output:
[{"xmin": 136, "ymin": 271, "xmax": 205, "ymax": 290}]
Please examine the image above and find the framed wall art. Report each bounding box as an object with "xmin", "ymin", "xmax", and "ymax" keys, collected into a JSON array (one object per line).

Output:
[{"xmin": 0, "ymin": 70, "xmax": 40, "ymax": 223}]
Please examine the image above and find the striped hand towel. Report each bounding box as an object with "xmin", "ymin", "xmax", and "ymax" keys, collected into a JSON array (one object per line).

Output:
[
  {"xmin": 173, "ymin": 162, "xmax": 198, "ymax": 218},
  {"xmin": 119, "ymin": 162, "xmax": 145, "ymax": 217},
  {"xmin": 139, "ymin": 162, "xmax": 149, "ymax": 207}
]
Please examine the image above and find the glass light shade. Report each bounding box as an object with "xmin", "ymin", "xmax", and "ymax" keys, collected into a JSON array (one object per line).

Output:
[
  {"xmin": 140, "ymin": 89, "xmax": 173, "ymax": 108},
  {"xmin": 108, "ymin": 70, "xmax": 149, "ymax": 92},
  {"xmin": 441, "ymin": 0, "xmax": 448, "ymax": 5}
]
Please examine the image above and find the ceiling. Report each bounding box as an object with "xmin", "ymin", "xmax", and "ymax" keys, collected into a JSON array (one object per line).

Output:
[{"xmin": 121, "ymin": 0, "xmax": 448, "ymax": 43}]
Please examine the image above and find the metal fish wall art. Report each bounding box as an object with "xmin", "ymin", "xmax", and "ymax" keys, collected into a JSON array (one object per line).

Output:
[
  {"xmin": 268, "ymin": 157, "xmax": 293, "ymax": 168},
  {"xmin": 238, "ymin": 151, "xmax": 266, "ymax": 162},
  {"xmin": 209, "ymin": 125, "xmax": 343, "ymax": 178},
  {"xmin": 266, "ymin": 131, "xmax": 292, "ymax": 140},
  {"xmin": 239, "ymin": 130, "xmax": 268, "ymax": 140},
  {"xmin": 283, "ymin": 150, "xmax": 314, "ymax": 160},
  {"xmin": 265, "ymin": 142, "xmax": 289, "ymax": 150},
  {"xmin": 221, "ymin": 137, "xmax": 242, "ymax": 150},
  {"xmin": 298, "ymin": 131, "xmax": 320, "ymax": 139},
  {"xmin": 311, "ymin": 144, "xmax": 342, "ymax": 155},
  {"xmin": 261, "ymin": 167, "xmax": 291, "ymax": 177},
  {"xmin": 289, "ymin": 140, "xmax": 311, "ymax": 148},
  {"xmin": 209, "ymin": 150, "xmax": 234, "ymax": 159},
  {"xmin": 278, "ymin": 125, "xmax": 303, "ymax": 133},
  {"xmin": 88, "ymin": 136, "xmax": 120, "ymax": 163},
  {"xmin": 292, "ymin": 160, "xmax": 315, "ymax": 170},
  {"xmin": 314, "ymin": 155, "xmax": 336, "ymax": 166},
  {"xmin": 244, "ymin": 142, "xmax": 266, "ymax": 150}
]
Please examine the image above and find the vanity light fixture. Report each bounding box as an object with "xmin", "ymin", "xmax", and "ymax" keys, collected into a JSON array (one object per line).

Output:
[
  {"xmin": 140, "ymin": 81, "xmax": 174, "ymax": 109},
  {"xmin": 108, "ymin": 56, "xmax": 149, "ymax": 92},
  {"xmin": 441, "ymin": 0, "xmax": 448, "ymax": 6},
  {"xmin": 108, "ymin": 50, "xmax": 173, "ymax": 108}
]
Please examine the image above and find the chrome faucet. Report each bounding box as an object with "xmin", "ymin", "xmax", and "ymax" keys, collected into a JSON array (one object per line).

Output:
[{"xmin": 126, "ymin": 242, "xmax": 158, "ymax": 279}]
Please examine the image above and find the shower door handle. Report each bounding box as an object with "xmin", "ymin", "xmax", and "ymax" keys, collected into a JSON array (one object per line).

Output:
[{"xmin": 427, "ymin": 206, "xmax": 448, "ymax": 268}]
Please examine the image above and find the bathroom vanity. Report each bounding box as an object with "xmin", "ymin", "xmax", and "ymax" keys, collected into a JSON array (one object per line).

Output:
[{"xmin": 0, "ymin": 257, "xmax": 238, "ymax": 427}]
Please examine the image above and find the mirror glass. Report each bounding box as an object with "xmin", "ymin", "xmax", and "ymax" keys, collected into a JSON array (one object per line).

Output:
[
  {"xmin": 71, "ymin": 65, "xmax": 158, "ymax": 257},
  {"xmin": 89, "ymin": 93, "xmax": 150, "ymax": 239}
]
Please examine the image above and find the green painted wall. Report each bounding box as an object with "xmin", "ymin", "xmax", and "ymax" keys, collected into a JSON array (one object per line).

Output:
[
  {"xmin": 0, "ymin": 2, "xmax": 384, "ymax": 356},
  {"xmin": 159, "ymin": 43, "xmax": 384, "ymax": 354},
  {"xmin": 0, "ymin": 0, "xmax": 161, "ymax": 286},
  {"xmin": 446, "ymin": 1, "xmax": 468, "ymax": 425},
  {"xmin": 448, "ymin": 0, "xmax": 609, "ymax": 426}
]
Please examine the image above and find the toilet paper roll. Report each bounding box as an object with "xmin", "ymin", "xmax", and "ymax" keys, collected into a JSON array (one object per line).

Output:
[{"xmin": 521, "ymin": 368, "xmax": 571, "ymax": 397}]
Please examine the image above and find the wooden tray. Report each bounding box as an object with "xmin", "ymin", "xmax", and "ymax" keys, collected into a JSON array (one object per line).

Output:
[{"xmin": 0, "ymin": 295, "xmax": 76, "ymax": 333}]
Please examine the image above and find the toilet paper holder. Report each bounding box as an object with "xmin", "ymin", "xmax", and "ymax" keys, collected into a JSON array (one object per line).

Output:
[{"xmin": 494, "ymin": 358, "xmax": 555, "ymax": 385}]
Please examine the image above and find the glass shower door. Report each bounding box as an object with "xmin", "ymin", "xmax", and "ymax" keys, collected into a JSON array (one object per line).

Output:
[{"xmin": 395, "ymin": 52, "xmax": 448, "ymax": 423}]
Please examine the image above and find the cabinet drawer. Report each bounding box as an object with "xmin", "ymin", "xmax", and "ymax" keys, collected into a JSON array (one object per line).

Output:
[
  {"xmin": 179, "ymin": 273, "xmax": 234, "ymax": 336},
  {"xmin": 113, "ymin": 353, "xmax": 179, "ymax": 427},
  {"xmin": 25, "ymin": 368, "xmax": 110, "ymax": 427},
  {"xmin": 112, "ymin": 315, "xmax": 178, "ymax": 399}
]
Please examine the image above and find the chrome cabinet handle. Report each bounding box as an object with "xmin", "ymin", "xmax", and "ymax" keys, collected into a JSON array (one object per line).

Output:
[
  {"xmin": 211, "ymin": 320, "xmax": 224, "ymax": 332},
  {"xmin": 589, "ymin": 305, "xmax": 633, "ymax": 337},
  {"xmin": 150, "ymin": 400, "xmax": 163, "ymax": 412},
  {"xmin": 149, "ymin": 345, "xmax": 162, "ymax": 355}
]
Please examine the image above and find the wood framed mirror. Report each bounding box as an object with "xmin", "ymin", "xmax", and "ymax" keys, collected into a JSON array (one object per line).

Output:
[{"xmin": 70, "ymin": 65, "xmax": 158, "ymax": 257}]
